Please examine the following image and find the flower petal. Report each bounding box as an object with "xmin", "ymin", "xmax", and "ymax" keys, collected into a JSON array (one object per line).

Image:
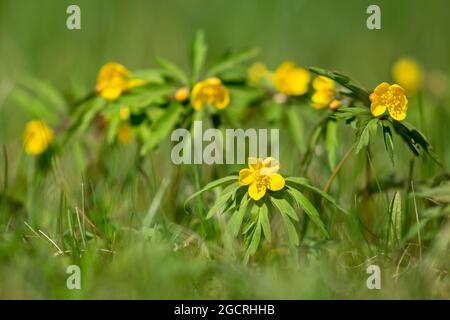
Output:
[
  {"xmin": 374, "ymin": 82, "xmax": 390, "ymax": 95},
  {"xmin": 239, "ymin": 169, "xmax": 255, "ymax": 185},
  {"xmin": 370, "ymin": 101, "xmax": 387, "ymax": 117},
  {"xmin": 248, "ymin": 183, "xmax": 266, "ymax": 201},
  {"xmin": 248, "ymin": 157, "xmax": 262, "ymax": 171},
  {"xmin": 260, "ymin": 157, "xmax": 280, "ymax": 175},
  {"xmin": 268, "ymin": 173, "xmax": 285, "ymax": 191}
]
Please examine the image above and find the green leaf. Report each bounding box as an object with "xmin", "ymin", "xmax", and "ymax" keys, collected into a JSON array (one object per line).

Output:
[
  {"xmin": 391, "ymin": 120, "xmax": 441, "ymax": 166},
  {"xmin": 229, "ymin": 193, "xmax": 251, "ymax": 237},
  {"xmin": 207, "ymin": 48, "xmax": 259, "ymax": 77},
  {"xmin": 325, "ymin": 120, "xmax": 338, "ymax": 170},
  {"xmin": 259, "ymin": 203, "xmax": 271, "ymax": 242},
  {"xmin": 131, "ymin": 69, "xmax": 165, "ymax": 84},
  {"xmin": 285, "ymin": 177, "xmax": 348, "ymax": 215},
  {"xmin": 206, "ymin": 183, "xmax": 239, "ymax": 219},
  {"xmin": 279, "ymin": 211, "xmax": 299, "ymax": 246},
  {"xmin": 11, "ymin": 87, "xmax": 60, "ymax": 124},
  {"xmin": 287, "ymin": 187, "xmax": 329, "ymax": 238},
  {"xmin": 156, "ymin": 56, "xmax": 188, "ymax": 84},
  {"xmin": 64, "ymin": 97, "xmax": 105, "ymax": 143},
  {"xmin": 309, "ymin": 67, "xmax": 370, "ymax": 105},
  {"xmin": 388, "ymin": 192, "xmax": 402, "ymax": 244},
  {"xmin": 333, "ymin": 107, "xmax": 371, "ymax": 120},
  {"xmin": 106, "ymin": 113, "xmax": 121, "ymax": 144},
  {"xmin": 271, "ymin": 196, "xmax": 299, "ymax": 222},
  {"xmin": 355, "ymin": 118, "xmax": 378, "ymax": 154},
  {"xmin": 247, "ymin": 218, "xmax": 262, "ymax": 255},
  {"xmin": 184, "ymin": 175, "xmax": 238, "ymax": 207},
  {"xmin": 382, "ymin": 121, "xmax": 395, "ymax": 165},
  {"xmin": 140, "ymin": 102, "xmax": 184, "ymax": 155},
  {"xmin": 286, "ymin": 106, "xmax": 306, "ymax": 154},
  {"xmin": 191, "ymin": 30, "xmax": 208, "ymax": 83},
  {"xmin": 16, "ymin": 75, "xmax": 66, "ymax": 114}
]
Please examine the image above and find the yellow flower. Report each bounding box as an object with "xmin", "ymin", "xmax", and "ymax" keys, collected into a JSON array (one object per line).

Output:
[
  {"xmin": 248, "ymin": 62, "xmax": 270, "ymax": 85},
  {"xmin": 311, "ymin": 76, "xmax": 335, "ymax": 109},
  {"xmin": 191, "ymin": 77, "xmax": 230, "ymax": 111},
  {"xmin": 119, "ymin": 106, "xmax": 130, "ymax": 121},
  {"xmin": 239, "ymin": 157, "xmax": 285, "ymax": 201},
  {"xmin": 369, "ymin": 82, "xmax": 409, "ymax": 121},
  {"xmin": 22, "ymin": 120, "xmax": 54, "ymax": 155},
  {"xmin": 273, "ymin": 61, "xmax": 310, "ymax": 96},
  {"xmin": 96, "ymin": 62, "xmax": 146, "ymax": 101},
  {"xmin": 175, "ymin": 87, "xmax": 190, "ymax": 102},
  {"xmin": 392, "ymin": 58, "xmax": 422, "ymax": 94},
  {"xmin": 118, "ymin": 122, "xmax": 133, "ymax": 144}
]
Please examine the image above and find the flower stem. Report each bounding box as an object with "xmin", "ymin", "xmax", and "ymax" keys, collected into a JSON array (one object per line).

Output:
[{"xmin": 323, "ymin": 144, "xmax": 354, "ymax": 194}]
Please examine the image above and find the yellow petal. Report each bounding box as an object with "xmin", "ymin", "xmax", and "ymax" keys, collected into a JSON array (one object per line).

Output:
[
  {"xmin": 370, "ymin": 101, "xmax": 387, "ymax": 117},
  {"xmin": 248, "ymin": 157, "xmax": 262, "ymax": 171},
  {"xmin": 239, "ymin": 168, "xmax": 255, "ymax": 185},
  {"xmin": 268, "ymin": 173, "xmax": 285, "ymax": 191},
  {"xmin": 101, "ymin": 87, "xmax": 123, "ymax": 101},
  {"xmin": 389, "ymin": 96, "xmax": 408, "ymax": 121},
  {"xmin": 248, "ymin": 183, "xmax": 266, "ymax": 201},
  {"xmin": 214, "ymin": 87, "xmax": 230, "ymax": 109},
  {"xmin": 374, "ymin": 82, "xmax": 390, "ymax": 95},
  {"xmin": 260, "ymin": 157, "xmax": 280, "ymax": 175}
]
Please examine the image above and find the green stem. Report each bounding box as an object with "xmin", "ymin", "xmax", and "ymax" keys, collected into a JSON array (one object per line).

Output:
[{"xmin": 193, "ymin": 164, "xmax": 207, "ymax": 236}]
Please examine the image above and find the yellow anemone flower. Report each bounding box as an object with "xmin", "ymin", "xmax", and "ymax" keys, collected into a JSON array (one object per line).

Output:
[
  {"xmin": 311, "ymin": 76, "xmax": 335, "ymax": 109},
  {"xmin": 273, "ymin": 61, "xmax": 310, "ymax": 96},
  {"xmin": 175, "ymin": 87, "xmax": 190, "ymax": 102},
  {"xmin": 248, "ymin": 62, "xmax": 270, "ymax": 85},
  {"xmin": 369, "ymin": 82, "xmax": 409, "ymax": 121},
  {"xmin": 239, "ymin": 157, "xmax": 285, "ymax": 201},
  {"xmin": 22, "ymin": 120, "xmax": 54, "ymax": 155},
  {"xmin": 191, "ymin": 77, "xmax": 229, "ymax": 111},
  {"xmin": 392, "ymin": 58, "xmax": 422, "ymax": 94},
  {"xmin": 96, "ymin": 62, "xmax": 146, "ymax": 101}
]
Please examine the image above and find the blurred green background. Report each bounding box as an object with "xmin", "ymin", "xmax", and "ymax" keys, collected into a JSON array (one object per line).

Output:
[{"xmin": 1, "ymin": 0, "xmax": 449, "ymax": 89}]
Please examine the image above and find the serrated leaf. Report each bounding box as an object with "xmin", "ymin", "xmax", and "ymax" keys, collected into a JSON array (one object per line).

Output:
[
  {"xmin": 355, "ymin": 118, "xmax": 378, "ymax": 154},
  {"xmin": 287, "ymin": 187, "xmax": 329, "ymax": 238}
]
